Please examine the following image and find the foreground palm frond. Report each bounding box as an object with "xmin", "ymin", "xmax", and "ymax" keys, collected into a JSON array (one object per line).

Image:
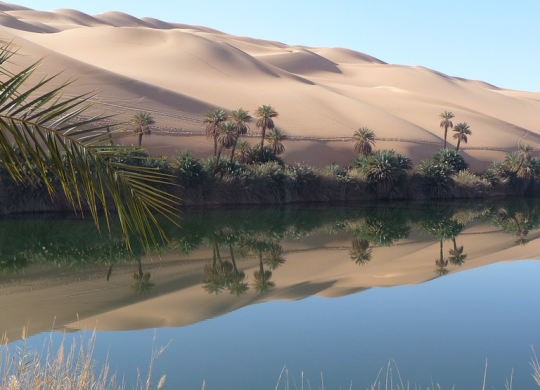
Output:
[{"xmin": 0, "ymin": 42, "xmax": 179, "ymax": 252}]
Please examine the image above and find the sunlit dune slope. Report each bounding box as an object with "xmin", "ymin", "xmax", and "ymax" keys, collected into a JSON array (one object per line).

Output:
[{"xmin": 0, "ymin": 1, "xmax": 539, "ymax": 169}]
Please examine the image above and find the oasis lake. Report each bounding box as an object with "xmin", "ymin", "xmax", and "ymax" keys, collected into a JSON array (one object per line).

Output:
[{"xmin": 1, "ymin": 199, "xmax": 540, "ymax": 389}]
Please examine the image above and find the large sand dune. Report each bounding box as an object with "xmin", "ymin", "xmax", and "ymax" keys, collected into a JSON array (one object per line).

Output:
[{"xmin": 0, "ymin": 1, "xmax": 539, "ymax": 169}]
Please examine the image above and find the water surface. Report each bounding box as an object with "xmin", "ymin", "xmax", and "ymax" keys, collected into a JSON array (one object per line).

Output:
[{"xmin": 1, "ymin": 200, "xmax": 540, "ymax": 389}]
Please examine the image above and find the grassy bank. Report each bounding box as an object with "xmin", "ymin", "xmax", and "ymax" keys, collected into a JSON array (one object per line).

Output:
[{"xmin": 2, "ymin": 145, "xmax": 540, "ymax": 213}]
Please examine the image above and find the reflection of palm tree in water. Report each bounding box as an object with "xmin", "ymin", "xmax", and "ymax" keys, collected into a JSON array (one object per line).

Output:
[
  {"xmin": 448, "ymin": 237, "xmax": 467, "ymax": 266},
  {"xmin": 263, "ymin": 243, "xmax": 286, "ymax": 270},
  {"xmin": 349, "ymin": 238, "xmax": 372, "ymax": 265},
  {"xmin": 132, "ymin": 259, "xmax": 154, "ymax": 294},
  {"xmin": 435, "ymin": 240, "xmax": 449, "ymax": 277},
  {"xmin": 228, "ymin": 243, "xmax": 249, "ymax": 296},
  {"xmin": 254, "ymin": 251, "xmax": 275, "ymax": 294},
  {"xmin": 512, "ymin": 212, "xmax": 530, "ymax": 246},
  {"xmin": 202, "ymin": 237, "xmax": 234, "ymax": 294}
]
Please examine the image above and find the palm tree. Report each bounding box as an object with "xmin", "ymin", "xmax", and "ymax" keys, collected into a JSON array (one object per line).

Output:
[
  {"xmin": 214, "ymin": 122, "xmax": 237, "ymax": 173},
  {"xmin": 132, "ymin": 259, "xmax": 154, "ymax": 294},
  {"xmin": 0, "ymin": 42, "xmax": 178, "ymax": 252},
  {"xmin": 255, "ymin": 105, "xmax": 278, "ymax": 160},
  {"xmin": 230, "ymin": 108, "xmax": 252, "ymax": 163},
  {"xmin": 203, "ymin": 108, "xmax": 228, "ymax": 157},
  {"xmin": 131, "ymin": 112, "xmax": 155, "ymax": 147},
  {"xmin": 353, "ymin": 127, "xmax": 376, "ymax": 156},
  {"xmin": 434, "ymin": 240, "xmax": 449, "ymax": 276},
  {"xmin": 234, "ymin": 140, "xmax": 253, "ymax": 164},
  {"xmin": 515, "ymin": 143, "xmax": 534, "ymax": 177},
  {"xmin": 263, "ymin": 243, "xmax": 286, "ymax": 269},
  {"xmin": 453, "ymin": 122, "xmax": 471, "ymax": 151},
  {"xmin": 228, "ymin": 242, "xmax": 249, "ymax": 296},
  {"xmin": 448, "ymin": 237, "xmax": 467, "ymax": 266},
  {"xmin": 439, "ymin": 111, "xmax": 455, "ymax": 149},
  {"xmin": 265, "ymin": 127, "xmax": 287, "ymax": 156},
  {"xmin": 253, "ymin": 254, "xmax": 275, "ymax": 294},
  {"xmin": 349, "ymin": 238, "xmax": 372, "ymax": 265}
]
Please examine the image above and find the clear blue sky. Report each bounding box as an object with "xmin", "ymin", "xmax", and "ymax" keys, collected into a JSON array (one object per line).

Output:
[{"xmin": 11, "ymin": 1, "xmax": 540, "ymax": 91}]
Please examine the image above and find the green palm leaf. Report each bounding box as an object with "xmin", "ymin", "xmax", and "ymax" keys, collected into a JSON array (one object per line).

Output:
[{"xmin": 0, "ymin": 43, "xmax": 179, "ymax": 253}]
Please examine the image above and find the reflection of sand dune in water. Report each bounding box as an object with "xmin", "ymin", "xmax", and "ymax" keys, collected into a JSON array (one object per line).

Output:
[
  {"xmin": 0, "ymin": 4, "xmax": 539, "ymax": 169},
  {"xmin": 1, "ymin": 222, "xmax": 539, "ymax": 341}
]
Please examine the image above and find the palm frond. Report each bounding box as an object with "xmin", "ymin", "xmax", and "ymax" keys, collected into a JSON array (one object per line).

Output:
[{"xmin": 0, "ymin": 47, "xmax": 179, "ymax": 252}]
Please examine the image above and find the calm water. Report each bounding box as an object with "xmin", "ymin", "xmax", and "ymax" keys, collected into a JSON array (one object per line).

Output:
[{"xmin": 1, "ymin": 200, "xmax": 540, "ymax": 389}]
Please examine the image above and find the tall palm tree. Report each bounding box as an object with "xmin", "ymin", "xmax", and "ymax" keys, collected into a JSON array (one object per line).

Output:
[
  {"xmin": 265, "ymin": 127, "xmax": 287, "ymax": 156},
  {"xmin": 448, "ymin": 237, "xmax": 467, "ymax": 266},
  {"xmin": 203, "ymin": 108, "xmax": 228, "ymax": 157},
  {"xmin": 0, "ymin": 42, "xmax": 178, "ymax": 252},
  {"xmin": 214, "ymin": 122, "xmax": 237, "ymax": 173},
  {"xmin": 349, "ymin": 238, "xmax": 372, "ymax": 265},
  {"xmin": 453, "ymin": 122, "xmax": 471, "ymax": 151},
  {"xmin": 132, "ymin": 259, "xmax": 154, "ymax": 294},
  {"xmin": 434, "ymin": 240, "xmax": 449, "ymax": 276},
  {"xmin": 234, "ymin": 140, "xmax": 253, "ymax": 164},
  {"xmin": 353, "ymin": 127, "xmax": 376, "ymax": 156},
  {"xmin": 439, "ymin": 111, "xmax": 455, "ymax": 149},
  {"xmin": 263, "ymin": 243, "xmax": 286, "ymax": 269},
  {"xmin": 255, "ymin": 105, "xmax": 278, "ymax": 160},
  {"xmin": 131, "ymin": 112, "xmax": 155, "ymax": 147},
  {"xmin": 228, "ymin": 242, "xmax": 249, "ymax": 296},
  {"xmin": 254, "ymin": 254, "xmax": 275, "ymax": 294},
  {"xmin": 230, "ymin": 108, "xmax": 252, "ymax": 163}
]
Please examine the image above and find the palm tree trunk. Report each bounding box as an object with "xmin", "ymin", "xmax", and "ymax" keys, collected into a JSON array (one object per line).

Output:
[
  {"xmin": 229, "ymin": 244, "xmax": 237, "ymax": 272},
  {"xmin": 258, "ymin": 250, "xmax": 264, "ymax": 274},
  {"xmin": 515, "ymin": 157, "xmax": 525, "ymax": 174},
  {"xmin": 230, "ymin": 134, "xmax": 240, "ymax": 164},
  {"xmin": 106, "ymin": 127, "xmax": 114, "ymax": 146},
  {"xmin": 439, "ymin": 240, "xmax": 443, "ymax": 262},
  {"xmin": 444, "ymin": 127, "xmax": 448, "ymax": 149},
  {"xmin": 456, "ymin": 139, "xmax": 461, "ymax": 151},
  {"xmin": 259, "ymin": 126, "xmax": 266, "ymax": 160},
  {"xmin": 214, "ymin": 147, "xmax": 222, "ymax": 173},
  {"xmin": 138, "ymin": 132, "xmax": 143, "ymax": 147}
]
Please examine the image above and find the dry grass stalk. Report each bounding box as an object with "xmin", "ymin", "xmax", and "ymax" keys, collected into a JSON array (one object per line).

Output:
[{"xmin": 0, "ymin": 327, "xmax": 167, "ymax": 390}]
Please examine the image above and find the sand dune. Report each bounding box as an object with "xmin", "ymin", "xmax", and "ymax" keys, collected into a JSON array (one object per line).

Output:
[{"xmin": 0, "ymin": 1, "xmax": 539, "ymax": 169}]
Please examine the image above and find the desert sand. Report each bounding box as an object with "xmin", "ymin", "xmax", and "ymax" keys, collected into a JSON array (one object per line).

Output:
[{"xmin": 0, "ymin": 2, "xmax": 539, "ymax": 170}]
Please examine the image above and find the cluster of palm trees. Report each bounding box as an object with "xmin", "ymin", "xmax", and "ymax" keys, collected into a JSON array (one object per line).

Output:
[
  {"xmin": 439, "ymin": 111, "xmax": 472, "ymax": 151},
  {"xmin": 202, "ymin": 233, "xmax": 285, "ymax": 295},
  {"xmin": 351, "ymin": 111, "xmax": 472, "ymax": 158},
  {"xmin": 202, "ymin": 105, "xmax": 286, "ymax": 172}
]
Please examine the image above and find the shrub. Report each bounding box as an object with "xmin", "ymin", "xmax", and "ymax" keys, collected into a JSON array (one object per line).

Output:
[
  {"xmin": 415, "ymin": 159, "xmax": 455, "ymax": 199},
  {"xmin": 351, "ymin": 150, "xmax": 410, "ymax": 199},
  {"xmin": 285, "ymin": 164, "xmax": 320, "ymax": 200},
  {"xmin": 452, "ymin": 170, "xmax": 491, "ymax": 198},
  {"xmin": 170, "ymin": 150, "xmax": 209, "ymax": 188},
  {"xmin": 432, "ymin": 148, "xmax": 468, "ymax": 173}
]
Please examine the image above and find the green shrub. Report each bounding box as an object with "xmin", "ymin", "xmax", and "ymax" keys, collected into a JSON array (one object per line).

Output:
[
  {"xmin": 432, "ymin": 148, "xmax": 468, "ymax": 173},
  {"xmin": 415, "ymin": 159, "xmax": 455, "ymax": 199},
  {"xmin": 170, "ymin": 150, "xmax": 209, "ymax": 188},
  {"xmin": 351, "ymin": 150, "xmax": 411, "ymax": 199}
]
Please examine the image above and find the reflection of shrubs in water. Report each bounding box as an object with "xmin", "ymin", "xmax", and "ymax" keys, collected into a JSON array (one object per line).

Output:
[{"xmin": 5, "ymin": 199, "xmax": 540, "ymax": 275}]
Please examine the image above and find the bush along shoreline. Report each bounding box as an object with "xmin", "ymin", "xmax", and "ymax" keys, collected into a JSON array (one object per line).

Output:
[{"xmin": 3, "ymin": 143, "xmax": 540, "ymax": 214}]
